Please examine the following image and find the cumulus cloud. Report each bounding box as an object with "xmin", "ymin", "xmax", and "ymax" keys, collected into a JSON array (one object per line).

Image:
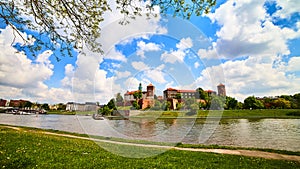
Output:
[
  {"xmin": 136, "ymin": 41, "xmax": 161, "ymax": 58},
  {"xmin": 287, "ymin": 56, "xmax": 300, "ymax": 72},
  {"xmin": 161, "ymin": 37, "xmax": 193, "ymax": 63},
  {"xmin": 104, "ymin": 47, "xmax": 127, "ymax": 62},
  {"xmin": 204, "ymin": 0, "xmax": 300, "ymax": 59},
  {"xmin": 0, "ymin": 27, "xmax": 54, "ymax": 98},
  {"xmin": 131, "ymin": 61, "xmax": 149, "ymax": 71},
  {"xmin": 195, "ymin": 56, "xmax": 300, "ymax": 101},
  {"xmin": 176, "ymin": 37, "xmax": 193, "ymax": 50},
  {"xmin": 144, "ymin": 64, "xmax": 167, "ymax": 84},
  {"xmin": 273, "ymin": 0, "xmax": 300, "ymax": 18},
  {"xmin": 115, "ymin": 70, "xmax": 131, "ymax": 79},
  {"xmin": 192, "ymin": 0, "xmax": 300, "ymax": 101}
]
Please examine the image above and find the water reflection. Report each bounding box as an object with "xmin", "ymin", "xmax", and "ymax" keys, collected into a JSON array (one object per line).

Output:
[{"xmin": 0, "ymin": 114, "xmax": 299, "ymax": 151}]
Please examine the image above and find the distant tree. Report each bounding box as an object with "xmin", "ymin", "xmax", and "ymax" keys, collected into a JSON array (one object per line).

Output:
[
  {"xmin": 57, "ymin": 103, "xmax": 66, "ymax": 110},
  {"xmin": 243, "ymin": 96, "xmax": 264, "ymax": 109},
  {"xmin": 133, "ymin": 91, "xmax": 142, "ymax": 100},
  {"xmin": 210, "ymin": 96, "xmax": 225, "ymax": 110},
  {"xmin": 189, "ymin": 103, "xmax": 199, "ymax": 114},
  {"xmin": 154, "ymin": 94, "xmax": 158, "ymax": 100},
  {"xmin": 199, "ymin": 100, "xmax": 207, "ymax": 109},
  {"xmin": 262, "ymin": 97, "xmax": 274, "ymax": 109},
  {"xmin": 196, "ymin": 87, "xmax": 210, "ymax": 109},
  {"xmin": 274, "ymin": 98, "xmax": 291, "ymax": 109},
  {"xmin": 237, "ymin": 102, "xmax": 243, "ymax": 109},
  {"xmin": 99, "ymin": 105, "xmax": 112, "ymax": 116},
  {"xmin": 107, "ymin": 99, "xmax": 116, "ymax": 110},
  {"xmin": 175, "ymin": 93, "xmax": 182, "ymax": 99},
  {"xmin": 165, "ymin": 101, "xmax": 171, "ymax": 111},
  {"xmin": 280, "ymin": 95, "xmax": 293, "ymax": 101},
  {"xmin": 184, "ymin": 98, "xmax": 196, "ymax": 110},
  {"xmin": 132, "ymin": 100, "xmax": 140, "ymax": 110},
  {"xmin": 41, "ymin": 103, "xmax": 50, "ymax": 110},
  {"xmin": 23, "ymin": 101, "xmax": 33, "ymax": 108},
  {"xmin": 293, "ymin": 93, "xmax": 300, "ymax": 109},
  {"xmin": 225, "ymin": 96, "xmax": 238, "ymax": 110},
  {"xmin": 151, "ymin": 100, "xmax": 162, "ymax": 110},
  {"xmin": 116, "ymin": 93, "xmax": 123, "ymax": 103},
  {"xmin": 176, "ymin": 102, "xmax": 183, "ymax": 110}
]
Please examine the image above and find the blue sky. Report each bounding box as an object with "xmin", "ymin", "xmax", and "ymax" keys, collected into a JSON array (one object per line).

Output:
[{"xmin": 0, "ymin": 0, "xmax": 300, "ymax": 104}]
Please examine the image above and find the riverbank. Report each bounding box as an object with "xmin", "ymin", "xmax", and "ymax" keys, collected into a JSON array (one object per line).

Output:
[
  {"xmin": 0, "ymin": 125, "xmax": 299, "ymax": 168},
  {"xmin": 47, "ymin": 109, "xmax": 300, "ymax": 119},
  {"xmin": 127, "ymin": 109, "xmax": 300, "ymax": 119}
]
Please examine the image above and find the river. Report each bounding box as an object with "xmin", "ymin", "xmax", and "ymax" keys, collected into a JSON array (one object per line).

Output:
[{"xmin": 0, "ymin": 114, "xmax": 299, "ymax": 151}]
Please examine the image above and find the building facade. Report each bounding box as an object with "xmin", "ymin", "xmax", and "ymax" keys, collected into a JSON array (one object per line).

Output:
[
  {"xmin": 66, "ymin": 102, "xmax": 98, "ymax": 112},
  {"xmin": 163, "ymin": 88, "xmax": 196, "ymax": 99}
]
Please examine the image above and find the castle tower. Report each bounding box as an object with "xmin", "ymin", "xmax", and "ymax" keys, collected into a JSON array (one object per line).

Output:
[
  {"xmin": 138, "ymin": 83, "xmax": 142, "ymax": 91},
  {"xmin": 147, "ymin": 83, "xmax": 155, "ymax": 98},
  {"xmin": 217, "ymin": 83, "xmax": 226, "ymax": 96}
]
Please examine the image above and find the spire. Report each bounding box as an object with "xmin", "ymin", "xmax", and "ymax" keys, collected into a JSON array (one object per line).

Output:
[{"xmin": 138, "ymin": 83, "xmax": 142, "ymax": 91}]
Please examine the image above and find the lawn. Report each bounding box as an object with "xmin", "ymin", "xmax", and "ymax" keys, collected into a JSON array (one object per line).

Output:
[
  {"xmin": 0, "ymin": 126, "xmax": 299, "ymax": 169},
  {"xmin": 128, "ymin": 109, "xmax": 300, "ymax": 119},
  {"xmin": 47, "ymin": 109, "xmax": 300, "ymax": 119}
]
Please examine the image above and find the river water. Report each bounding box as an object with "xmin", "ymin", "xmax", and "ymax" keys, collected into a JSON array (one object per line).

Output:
[{"xmin": 0, "ymin": 114, "xmax": 299, "ymax": 151}]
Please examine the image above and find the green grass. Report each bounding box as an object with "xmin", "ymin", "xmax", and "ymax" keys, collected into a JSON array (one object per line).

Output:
[
  {"xmin": 47, "ymin": 109, "xmax": 300, "ymax": 119},
  {"xmin": 128, "ymin": 109, "xmax": 300, "ymax": 119},
  {"xmin": 47, "ymin": 110, "xmax": 96, "ymax": 115},
  {"xmin": 0, "ymin": 126, "xmax": 299, "ymax": 168}
]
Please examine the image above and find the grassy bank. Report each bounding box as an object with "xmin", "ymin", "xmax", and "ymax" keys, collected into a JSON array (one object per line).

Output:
[
  {"xmin": 47, "ymin": 109, "xmax": 300, "ymax": 119},
  {"xmin": 0, "ymin": 126, "xmax": 299, "ymax": 168},
  {"xmin": 130, "ymin": 109, "xmax": 300, "ymax": 119},
  {"xmin": 47, "ymin": 110, "xmax": 95, "ymax": 115}
]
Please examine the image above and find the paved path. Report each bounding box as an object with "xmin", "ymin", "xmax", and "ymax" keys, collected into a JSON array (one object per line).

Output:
[{"xmin": 4, "ymin": 125, "xmax": 300, "ymax": 162}]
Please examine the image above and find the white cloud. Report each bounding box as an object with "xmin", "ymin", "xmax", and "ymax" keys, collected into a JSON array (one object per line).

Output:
[
  {"xmin": 198, "ymin": 45, "xmax": 219, "ymax": 59},
  {"xmin": 0, "ymin": 27, "xmax": 53, "ymax": 90},
  {"xmin": 195, "ymin": 56, "xmax": 300, "ymax": 101},
  {"xmin": 115, "ymin": 71, "xmax": 131, "ymax": 79},
  {"xmin": 136, "ymin": 41, "xmax": 161, "ymax": 58},
  {"xmin": 194, "ymin": 62, "xmax": 200, "ymax": 68},
  {"xmin": 0, "ymin": 27, "xmax": 75, "ymax": 103},
  {"xmin": 131, "ymin": 61, "xmax": 149, "ymax": 71},
  {"xmin": 99, "ymin": 11, "xmax": 166, "ymax": 57},
  {"xmin": 104, "ymin": 47, "xmax": 127, "ymax": 62},
  {"xmin": 144, "ymin": 65, "xmax": 167, "ymax": 84},
  {"xmin": 273, "ymin": 0, "xmax": 300, "ymax": 18},
  {"xmin": 204, "ymin": 0, "xmax": 300, "ymax": 59},
  {"xmin": 287, "ymin": 56, "xmax": 300, "ymax": 72},
  {"xmin": 160, "ymin": 37, "xmax": 193, "ymax": 63},
  {"xmin": 161, "ymin": 50, "xmax": 186, "ymax": 63},
  {"xmin": 176, "ymin": 37, "xmax": 193, "ymax": 50}
]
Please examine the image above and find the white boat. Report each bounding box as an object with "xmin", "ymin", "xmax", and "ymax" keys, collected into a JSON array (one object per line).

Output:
[{"xmin": 92, "ymin": 114, "xmax": 104, "ymax": 120}]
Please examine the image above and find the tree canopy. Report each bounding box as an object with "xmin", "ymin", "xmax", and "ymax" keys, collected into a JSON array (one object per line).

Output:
[{"xmin": 0, "ymin": 0, "xmax": 216, "ymax": 59}]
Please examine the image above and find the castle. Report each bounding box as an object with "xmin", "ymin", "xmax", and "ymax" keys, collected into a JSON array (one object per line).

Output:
[
  {"xmin": 123, "ymin": 83, "xmax": 226, "ymax": 110},
  {"xmin": 124, "ymin": 83, "xmax": 155, "ymax": 109}
]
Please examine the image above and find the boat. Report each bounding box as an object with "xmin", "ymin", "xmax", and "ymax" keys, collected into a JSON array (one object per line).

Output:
[{"xmin": 92, "ymin": 114, "xmax": 104, "ymax": 120}]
